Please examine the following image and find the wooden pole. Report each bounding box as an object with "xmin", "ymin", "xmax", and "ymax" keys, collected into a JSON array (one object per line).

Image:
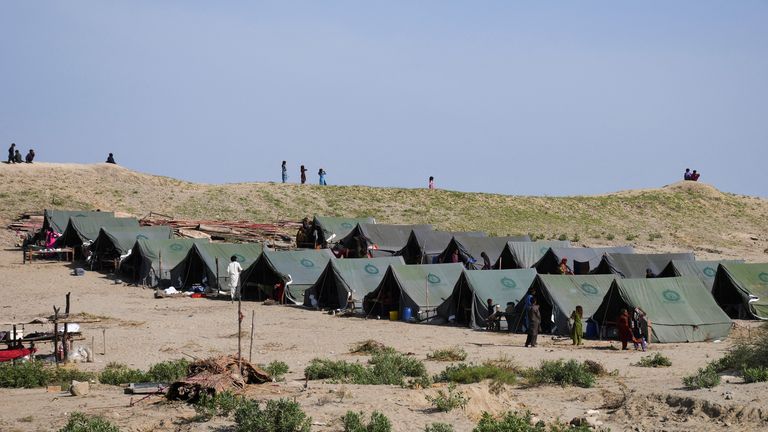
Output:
[
  {"xmin": 425, "ymin": 275, "xmax": 429, "ymax": 320},
  {"xmin": 62, "ymin": 323, "xmax": 69, "ymax": 362},
  {"xmin": 158, "ymin": 251, "xmax": 162, "ymax": 287},
  {"xmin": 215, "ymin": 257, "xmax": 220, "ymax": 291},
  {"xmin": 102, "ymin": 328, "xmax": 106, "ymax": 355},
  {"xmin": 53, "ymin": 306, "xmax": 59, "ymax": 365},
  {"xmin": 249, "ymin": 310, "xmax": 255, "ymax": 363},
  {"xmin": 65, "ymin": 292, "xmax": 71, "ymax": 316},
  {"xmin": 237, "ymin": 290, "xmax": 243, "ymax": 373}
]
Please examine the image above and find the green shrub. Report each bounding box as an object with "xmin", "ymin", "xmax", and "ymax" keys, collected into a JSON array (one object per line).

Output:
[
  {"xmin": 605, "ymin": 234, "xmax": 615, "ymax": 241},
  {"xmin": 742, "ymin": 367, "xmax": 768, "ymax": 383},
  {"xmin": 194, "ymin": 391, "xmax": 246, "ymax": 421},
  {"xmin": 98, "ymin": 363, "xmax": 148, "ymax": 385},
  {"xmin": 342, "ymin": 411, "xmax": 392, "ymax": 432},
  {"xmin": 648, "ymin": 232, "xmax": 662, "ymax": 241},
  {"xmin": 557, "ymin": 234, "xmax": 567, "ymax": 241},
  {"xmin": 305, "ymin": 351, "xmax": 428, "ymax": 386},
  {"xmin": 472, "ymin": 411, "xmax": 594, "ymax": 432},
  {"xmin": 682, "ymin": 366, "xmax": 721, "ymax": 389},
  {"xmin": 425, "ymin": 423, "xmax": 454, "ymax": 432},
  {"xmin": 525, "ymin": 360, "xmax": 595, "ymax": 388},
  {"xmin": 435, "ymin": 362, "xmax": 517, "ymax": 385},
  {"xmin": 59, "ymin": 412, "xmax": 120, "ymax": 432},
  {"xmin": 146, "ymin": 359, "xmax": 189, "ymax": 382},
  {"xmin": 304, "ymin": 358, "xmax": 366, "ymax": 382},
  {"xmin": 427, "ymin": 347, "xmax": 468, "ymax": 362},
  {"xmin": 350, "ymin": 340, "xmax": 395, "ymax": 355},
  {"xmin": 425, "ymin": 383, "xmax": 469, "ymax": 412},
  {"xmin": 625, "ymin": 234, "xmax": 637, "ymax": 241},
  {"xmin": 0, "ymin": 362, "xmax": 95, "ymax": 389},
  {"xmin": 264, "ymin": 360, "xmax": 290, "ymax": 381},
  {"xmin": 635, "ymin": 353, "xmax": 672, "ymax": 368},
  {"xmin": 234, "ymin": 398, "xmax": 311, "ymax": 432},
  {"xmin": 571, "ymin": 234, "xmax": 580, "ymax": 243}
]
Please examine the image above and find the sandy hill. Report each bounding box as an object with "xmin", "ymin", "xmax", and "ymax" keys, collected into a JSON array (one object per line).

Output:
[{"xmin": 1, "ymin": 162, "xmax": 766, "ymax": 261}]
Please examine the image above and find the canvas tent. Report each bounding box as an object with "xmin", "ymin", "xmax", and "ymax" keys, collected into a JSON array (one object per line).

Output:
[
  {"xmin": 241, "ymin": 249, "xmax": 334, "ymax": 303},
  {"xmin": 42, "ymin": 210, "xmax": 114, "ymax": 235},
  {"xmin": 171, "ymin": 242, "xmax": 264, "ymax": 291},
  {"xmin": 593, "ymin": 252, "xmax": 695, "ymax": 278},
  {"xmin": 516, "ymin": 274, "xmax": 616, "ymax": 335},
  {"xmin": 437, "ymin": 235, "xmax": 532, "ymax": 270},
  {"xmin": 436, "ymin": 269, "xmax": 537, "ymax": 329},
  {"xmin": 363, "ymin": 263, "xmax": 464, "ymax": 321},
  {"xmin": 712, "ymin": 263, "xmax": 768, "ymax": 320},
  {"xmin": 312, "ymin": 216, "xmax": 375, "ymax": 247},
  {"xmin": 305, "ymin": 257, "xmax": 405, "ymax": 310},
  {"xmin": 535, "ymin": 246, "xmax": 635, "ymax": 275},
  {"xmin": 592, "ymin": 276, "xmax": 731, "ymax": 343},
  {"xmin": 338, "ymin": 223, "xmax": 433, "ymax": 257},
  {"xmin": 660, "ymin": 260, "xmax": 744, "ymax": 292},
  {"xmin": 495, "ymin": 240, "xmax": 571, "ymax": 269},
  {"xmin": 57, "ymin": 216, "xmax": 140, "ymax": 248},
  {"xmin": 396, "ymin": 231, "xmax": 487, "ymax": 264},
  {"xmin": 120, "ymin": 238, "xmax": 209, "ymax": 287},
  {"xmin": 89, "ymin": 226, "xmax": 173, "ymax": 264}
]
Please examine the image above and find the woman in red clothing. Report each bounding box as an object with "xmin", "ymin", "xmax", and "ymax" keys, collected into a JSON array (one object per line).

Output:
[{"xmin": 617, "ymin": 309, "xmax": 633, "ymax": 350}]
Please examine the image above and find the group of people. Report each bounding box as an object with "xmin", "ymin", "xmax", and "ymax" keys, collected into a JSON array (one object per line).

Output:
[
  {"xmin": 617, "ymin": 307, "xmax": 649, "ymax": 351},
  {"xmin": 683, "ymin": 168, "xmax": 701, "ymax": 181},
  {"xmin": 282, "ymin": 161, "xmax": 327, "ymax": 185},
  {"xmin": 7, "ymin": 143, "xmax": 34, "ymax": 164}
]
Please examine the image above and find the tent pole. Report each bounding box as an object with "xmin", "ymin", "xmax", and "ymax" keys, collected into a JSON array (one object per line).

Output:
[
  {"xmin": 215, "ymin": 257, "xmax": 220, "ymax": 291},
  {"xmin": 158, "ymin": 251, "xmax": 162, "ymax": 289}
]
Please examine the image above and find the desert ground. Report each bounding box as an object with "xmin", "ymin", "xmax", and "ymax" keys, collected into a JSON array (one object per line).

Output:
[{"xmin": 1, "ymin": 227, "xmax": 767, "ymax": 432}]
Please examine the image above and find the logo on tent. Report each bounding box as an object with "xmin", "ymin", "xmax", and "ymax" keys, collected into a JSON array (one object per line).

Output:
[
  {"xmin": 75, "ymin": 214, "xmax": 86, "ymax": 218},
  {"xmin": 702, "ymin": 267, "xmax": 716, "ymax": 277},
  {"xmin": 427, "ymin": 273, "xmax": 441, "ymax": 284},
  {"xmin": 759, "ymin": 272, "xmax": 768, "ymax": 283},
  {"xmin": 169, "ymin": 243, "xmax": 183, "ymax": 251},
  {"xmin": 580, "ymin": 283, "xmax": 599, "ymax": 296},
  {"xmin": 500, "ymin": 277, "xmax": 517, "ymax": 289},
  {"xmin": 662, "ymin": 289, "xmax": 682, "ymax": 303},
  {"xmin": 300, "ymin": 258, "xmax": 315, "ymax": 268},
  {"xmin": 234, "ymin": 254, "xmax": 246, "ymax": 262},
  {"xmin": 364, "ymin": 264, "xmax": 380, "ymax": 275},
  {"xmin": 341, "ymin": 222, "xmax": 354, "ymax": 229},
  {"xmin": 136, "ymin": 234, "xmax": 149, "ymax": 240}
]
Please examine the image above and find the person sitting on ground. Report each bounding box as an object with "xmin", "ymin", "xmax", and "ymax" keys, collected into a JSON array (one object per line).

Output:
[
  {"xmin": 450, "ymin": 249, "xmax": 460, "ymax": 264},
  {"xmin": 106, "ymin": 153, "xmax": 116, "ymax": 164},
  {"xmin": 691, "ymin": 170, "xmax": 700, "ymax": 181},
  {"xmin": 570, "ymin": 305, "xmax": 584, "ymax": 346},
  {"xmin": 487, "ymin": 303, "xmax": 503, "ymax": 330},
  {"xmin": 25, "ymin": 149, "xmax": 35, "ymax": 163},
  {"xmin": 645, "ymin": 268, "xmax": 656, "ymax": 278},
  {"xmin": 559, "ymin": 258, "xmax": 574, "ymax": 275},
  {"xmin": 684, "ymin": 168, "xmax": 692, "ymax": 180},
  {"xmin": 481, "ymin": 251, "xmax": 491, "ymax": 270},
  {"xmin": 13, "ymin": 150, "xmax": 22, "ymax": 163},
  {"xmin": 7, "ymin": 143, "xmax": 15, "ymax": 164},
  {"xmin": 226, "ymin": 255, "xmax": 242, "ymax": 301}
]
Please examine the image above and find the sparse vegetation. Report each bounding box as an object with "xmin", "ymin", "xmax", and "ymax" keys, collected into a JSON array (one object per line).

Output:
[
  {"xmin": 342, "ymin": 411, "xmax": 392, "ymax": 432},
  {"xmin": 305, "ymin": 350, "xmax": 428, "ymax": 386},
  {"xmin": 683, "ymin": 366, "xmax": 721, "ymax": 389},
  {"xmin": 425, "ymin": 423, "xmax": 454, "ymax": 432},
  {"xmin": 435, "ymin": 362, "xmax": 517, "ymax": 386},
  {"xmin": 98, "ymin": 359, "xmax": 189, "ymax": 385},
  {"xmin": 58, "ymin": 412, "xmax": 120, "ymax": 432},
  {"xmin": 684, "ymin": 323, "xmax": 768, "ymax": 387},
  {"xmin": 525, "ymin": 360, "xmax": 596, "ymax": 388},
  {"xmin": 234, "ymin": 398, "xmax": 311, "ymax": 432},
  {"xmin": 0, "ymin": 362, "xmax": 95, "ymax": 388},
  {"xmin": 472, "ymin": 411, "xmax": 594, "ymax": 432},
  {"xmin": 350, "ymin": 340, "xmax": 395, "ymax": 355},
  {"xmin": 648, "ymin": 232, "xmax": 663, "ymax": 241},
  {"xmin": 425, "ymin": 383, "xmax": 469, "ymax": 412},
  {"xmin": 742, "ymin": 367, "xmax": 768, "ymax": 383},
  {"xmin": 625, "ymin": 234, "xmax": 638, "ymax": 241},
  {"xmin": 605, "ymin": 233, "xmax": 615, "ymax": 240},
  {"xmin": 193, "ymin": 391, "xmax": 246, "ymax": 421},
  {"xmin": 263, "ymin": 360, "xmax": 290, "ymax": 381},
  {"xmin": 427, "ymin": 347, "xmax": 468, "ymax": 362},
  {"xmin": 635, "ymin": 353, "xmax": 672, "ymax": 368}
]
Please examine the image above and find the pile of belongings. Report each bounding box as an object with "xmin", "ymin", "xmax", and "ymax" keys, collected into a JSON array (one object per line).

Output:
[{"xmin": 168, "ymin": 355, "xmax": 271, "ymax": 402}]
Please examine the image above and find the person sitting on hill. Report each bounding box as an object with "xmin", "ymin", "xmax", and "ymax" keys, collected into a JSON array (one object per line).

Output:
[
  {"xmin": 25, "ymin": 149, "xmax": 35, "ymax": 163},
  {"xmin": 481, "ymin": 251, "xmax": 491, "ymax": 270},
  {"xmin": 691, "ymin": 170, "xmax": 700, "ymax": 181},
  {"xmin": 13, "ymin": 150, "xmax": 22, "ymax": 163},
  {"xmin": 559, "ymin": 258, "xmax": 573, "ymax": 275},
  {"xmin": 645, "ymin": 268, "xmax": 656, "ymax": 278},
  {"xmin": 684, "ymin": 168, "xmax": 692, "ymax": 180},
  {"xmin": 106, "ymin": 153, "xmax": 116, "ymax": 164}
]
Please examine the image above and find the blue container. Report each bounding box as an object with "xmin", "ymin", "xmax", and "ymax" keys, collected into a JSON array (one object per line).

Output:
[
  {"xmin": 585, "ymin": 320, "xmax": 598, "ymax": 339},
  {"xmin": 402, "ymin": 307, "xmax": 413, "ymax": 322}
]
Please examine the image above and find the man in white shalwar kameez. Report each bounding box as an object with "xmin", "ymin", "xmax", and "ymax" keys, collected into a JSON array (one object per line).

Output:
[{"xmin": 227, "ymin": 255, "xmax": 242, "ymax": 300}]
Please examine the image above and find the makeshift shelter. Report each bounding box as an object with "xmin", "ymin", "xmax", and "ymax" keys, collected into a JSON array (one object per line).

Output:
[
  {"xmin": 121, "ymin": 238, "xmax": 209, "ymax": 287},
  {"xmin": 436, "ymin": 269, "xmax": 537, "ymax": 329},
  {"xmin": 535, "ymin": 246, "xmax": 635, "ymax": 275},
  {"xmin": 660, "ymin": 260, "xmax": 744, "ymax": 292},
  {"xmin": 171, "ymin": 242, "xmax": 265, "ymax": 291},
  {"xmin": 363, "ymin": 263, "xmax": 464, "ymax": 321},
  {"xmin": 240, "ymin": 249, "xmax": 334, "ymax": 303},
  {"xmin": 516, "ymin": 274, "xmax": 616, "ymax": 335},
  {"xmin": 57, "ymin": 216, "xmax": 140, "ymax": 248},
  {"xmin": 437, "ymin": 235, "xmax": 531, "ymax": 270},
  {"xmin": 593, "ymin": 252, "xmax": 695, "ymax": 278},
  {"xmin": 312, "ymin": 216, "xmax": 375, "ymax": 247},
  {"xmin": 592, "ymin": 276, "xmax": 731, "ymax": 343},
  {"xmin": 712, "ymin": 263, "xmax": 768, "ymax": 320},
  {"xmin": 42, "ymin": 209, "xmax": 114, "ymax": 235},
  {"xmin": 305, "ymin": 257, "xmax": 405, "ymax": 310},
  {"xmin": 396, "ymin": 231, "xmax": 487, "ymax": 264},
  {"xmin": 495, "ymin": 240, "xmax": 571, "ymax": 269},
  {"xmin": 338, "ymin": 223, "xmax": 433, "ymax": 257},
  {"xmin": 89, "ymin": 226, "xmax": 173, "ymax": 265}
]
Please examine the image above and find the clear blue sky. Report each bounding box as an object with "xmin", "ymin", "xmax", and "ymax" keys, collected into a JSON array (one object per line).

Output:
[{"xmin": 2, "ymin": 1, "xmax": 766, "ymax": 197}]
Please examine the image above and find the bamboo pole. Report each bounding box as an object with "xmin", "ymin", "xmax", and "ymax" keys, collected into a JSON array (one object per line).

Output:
[{"xmin": 249, "ymin": 310, "xmax": 255, "ymax": 363}]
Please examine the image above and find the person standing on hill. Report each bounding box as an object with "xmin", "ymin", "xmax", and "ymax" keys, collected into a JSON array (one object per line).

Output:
[
  {"xmin": 281, "ymin": 161, "xmax": 287, "ymax": 183},
  {"xmin": 25, "ymin": 149, "xmax": 35, "ymax": 163},
  {"xmin": 300, "ymin": 165, "xmax": 308, "ymax": 184},
  {"xmin": 8, "ymin": 143, "xmax": 16, "ymax": 163},
  {"xmin": 428, "ymin": 176, "xmax": 435, "ymax": 190},
  {"xmin": 318, "ymin": 168, "xmax": 327, "ymax": 185},
  {"xmin": 106, "ymin": 153, "xmax": 116, "ymax": 164}
]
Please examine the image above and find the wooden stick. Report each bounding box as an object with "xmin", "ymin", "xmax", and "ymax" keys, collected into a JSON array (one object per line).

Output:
[
  {"xmin": 102, "ymin": 328, "xmax": 106, "ymax": 355},
  {"xmin": 237, "ymin": 291, "xmax": 243, "ymax": 374},
  {"xmin": 53, "ymin": 306, "xmax": 59, "ymax": 364},
  {"xmin": 65, "ymin": 292, "xmax": 71, "ymax": 316},
  {"xmin": 215, "ymin": 257, "xmax": 220, "ymax": 290},
  {"xmin": 249, "ymin": 310, "xmax": 255, "ymax": 363}
]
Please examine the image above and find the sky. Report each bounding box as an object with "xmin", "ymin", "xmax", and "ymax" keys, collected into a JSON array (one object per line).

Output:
[{"xmin": 1, "ymin": 1, "xmax": 766, "ymax": 197}]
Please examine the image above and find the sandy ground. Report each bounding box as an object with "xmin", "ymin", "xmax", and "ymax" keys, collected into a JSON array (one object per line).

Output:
[{"xmin": 1, "ymin": 231, "xmax": 767, "ymax": 432}]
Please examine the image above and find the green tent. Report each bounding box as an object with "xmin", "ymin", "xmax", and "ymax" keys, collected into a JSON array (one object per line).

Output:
[
  {"xmin": 57, "ymin": 215, "xmax": 140, "ymax": 248},
  {"xmin": 437, "ymin": 235, "xmax": 532, "ymax": 270},
  {"xmin": 120, "ymin": 238, "xmax": 209, "ymax": 287},
  {"xmin": 313, "ymin": 216, "xmax": 375, "ymax": 246},
  {"xmin": 712, "ymin": 263, "xmax": 768, "ymax": 320},
  {"xmin": 593, "ymin": 252, "xmax": 695, "ymax": 278},
  {"xmin": 171, "ymin": 242, "xmax": 265, "ymax": 291},
  {"xmin": 241, "ymin": 249, "xmax": 334, "ymax": 303},
  {"xmin": 496, "ymin": 240, "xmax": 571, "ymax": 269},
  {"xmin": 436, "ymin": 269, "xmax": 537, "ymax": 329},
  {"xmin": 535, "ymin": 246, "xmax": 635, "ymax": 274},
  {"xmin": 42, "ymin": 209, "xmax": 114, "ymax": 235},
  {"xmin": 364, "ymin": 263, "xmax": 464, "ymax": 321},
  {"xmin": 338, "ymin": 223, "xmax": 433, "ymax": 257},
  {"xmin": 523, "ymin": 274, "xmax": 616, "ymax": 335},
  {"xmin": 396, "ymin": 231, "xmax": 487, "ymax": 264},
  {"xmin": 593, "ymin": 276, "xmax": 731, "ymax": 343},
  {"xmin": 89, "ymin": 226, "xmax": 173, "ymax": 264},
  {"xmin": 305, "ymin": 257, "xmax": 405, "ymax": 310},
  {"xmin": 660, "ymin": 260, "xmax": 744, "ymax": 292}
]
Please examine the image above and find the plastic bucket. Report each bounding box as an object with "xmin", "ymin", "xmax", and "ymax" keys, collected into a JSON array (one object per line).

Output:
[
  {"xmin": 389, "ymin": 311, "xmax": 399, "ymax": 321},
  {"xmin": 402, "ymin": 307, "xmax": 412, "ymax": 322},
  {"xmin": 586, "ymin": 320, "xmax": 597, "ymax": 339}
]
